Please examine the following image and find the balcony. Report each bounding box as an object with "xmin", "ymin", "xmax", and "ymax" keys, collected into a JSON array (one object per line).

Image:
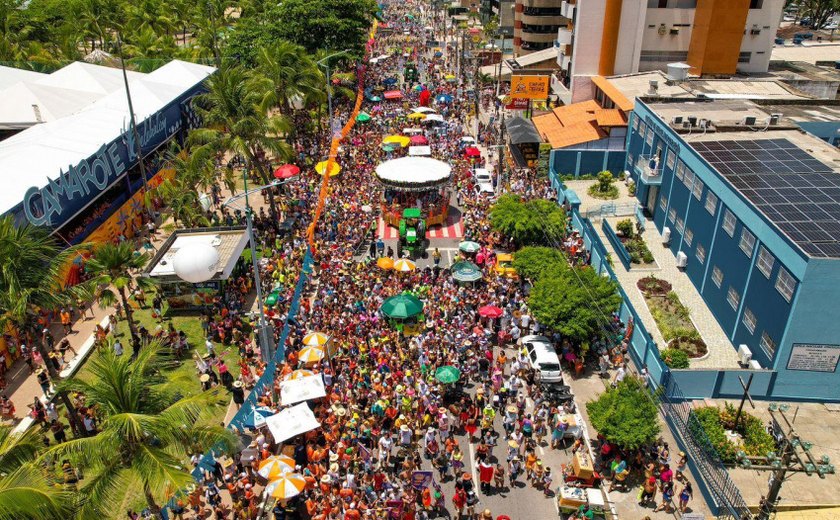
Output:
[
  {"xmin": 557, "ymin": 26, "xmax": 573, "ymax": 45},
  {"xmin": 561, "ymin": 0, "xmax": 575, "ymax": 19},
  {"xmin": 559, "ymin": 53, "xmax": 571, "ymax": 70},
  {"xmin": 634, "ymin": 155, "xmax": 663, "ymax": 185}
]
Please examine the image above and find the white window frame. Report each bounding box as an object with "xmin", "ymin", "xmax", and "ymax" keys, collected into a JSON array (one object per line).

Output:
[
  {"xmin": 684, "ymin": 228, "xmax": 694, "ymax": 246},
  {"xmin": 775, "ymin": 267, "xmax": 796, "ymax": 303},
  {"xmin": 668, "ymin": 208, "xmax": 676, "ymax": 223},
  {"xmin": 739, "ymin": 228, "xmax": 756, "ymax": 257},
  {"xmin": 683, "ymin": 167, "xmax": 695, "ymax": 188},
  {"xmin": 756, "ymin": 246, "xmax": 774, "ymax": 279},
  {"xmin": 675, "ymin": 217, "xmax": 685, "ymax": 233},
  {"xmin": 727, "ymin": 286, "xmax": 740, "ymax": 310},
  {"xmin": 692, "ymin": 179, "xmax": 704, "ymax": 200},
  {"xmin": 659, "ymin": 195, "xmax": 668, "ymax": 211},
  {"xmin": 696, "ymin": 243, "xmax": 706, "ymax": 264},
  {"xmin": 646, "ymin": 127, "xmax": 654, "ymax": 146},
  {"xmin": 675, "ymin": 161, "xmax": 685, "ymax": 181},
  {"xmin": 742, "ymin": 308, "xmax": 757, "ymax": 334},
  {"xmin": 633, "ymin": 115, "xmax": 640, "ymax": 131},
  {"xmin": 722, "ymin": 209, "xmax": 736, "ymax": 237},
  {"xmin": 760, "ymin": 331, "xmax": 776, "ymax": 358},
  {"xmin": 705, "ymin": 192, "xmax": 718, "ymax": 216},
  {"xmin": 666, "ymin": 149, "xmax": 676, "ymax": 170},
  {"xmin": 712, "ymin": 266, "xmax": 723, "ymax": 288}
]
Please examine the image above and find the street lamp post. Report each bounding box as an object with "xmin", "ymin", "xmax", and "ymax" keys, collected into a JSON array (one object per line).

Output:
[{"xmin": 317, "ymin": 50, "xmax": 351, "ymax": 138}]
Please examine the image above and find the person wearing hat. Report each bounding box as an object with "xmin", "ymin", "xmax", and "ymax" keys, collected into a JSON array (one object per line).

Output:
[
  {"xmin": 231, "ymin": 380, "xmax": 245, "ymax": 408},
  {"xmin": 35, "ymin": 368, "xmax": 51, "ymax": 396},
  {"xmin": 480, "ymin": 508, "xmax": 493, "ymax": 520}
]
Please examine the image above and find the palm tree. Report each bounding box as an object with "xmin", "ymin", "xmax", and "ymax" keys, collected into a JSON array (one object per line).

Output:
[
  {"xmin": 46, "ymin": 344, "xmax": 237, "ymax": 518},
  {"xmin": 84, "ymin": 242, "xmax": 156, "ymax": 342},
  {"xmin": 257, "ymin": 40, "xmax": 325, "ymax": 116},
  {"xmin": 0, "ymin": 426, "xmax": 78, "ymax": 520}
]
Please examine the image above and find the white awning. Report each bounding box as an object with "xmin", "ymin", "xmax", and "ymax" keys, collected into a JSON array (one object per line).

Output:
[
  {"xmin": 424, "ymin": 113, "xmax": 445, "ymax": 123},
  {"xmin": 280, "ymin": 375, "xmax": 327, "ymax": 406},
  {"xmin": 375, "ymin": 157, "xmax": 451, "ymax": 185},
  {"xmin": 408, "ymin": 146, "xmax": 432, "ymax": 156},
  {"xmin": 265, "ymin": 403, "xmax": 321, "ymax": 444}
]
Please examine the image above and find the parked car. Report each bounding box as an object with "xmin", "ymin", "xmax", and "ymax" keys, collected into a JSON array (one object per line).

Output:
[
  {"xmin": 474, "ymin": 167, "xmax": 495, "ymax": 195},
  {"xmin": 521, "ymin": 335, "xmax": 563, "ymax": 383}
]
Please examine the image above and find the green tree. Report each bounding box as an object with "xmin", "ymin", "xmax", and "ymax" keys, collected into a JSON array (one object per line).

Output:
[
  {"xmin": 84, "ymin": 242, "xmax": 156, "ymax": 341},
  {"xmin": 798, "ymin": 0, "xmax": 840, "ymax": 28},
  {"xmin": 510, "ymin": 246, "xmax": 567, "ymax": 282},
  {"xmin": 257, "ymin": 40, "xmax": 325, "ymax": 116},
  {"xmin": 597, "ymin": 170, "xmax": 614, "ymax": 192},
  {"xmin": 46, "ymin": 343, "xmax": 237, "ymax": 518},
  {"xmin": 586, "ymin": 377, "xmax": 661, "ymax": 450},
  {"xmin": 527, "ymin": 264, "xmax": 621, "ymax": 342},
  {"xmin": 489, "ymin": 194, "xmax": 566, "ymax": 247}
]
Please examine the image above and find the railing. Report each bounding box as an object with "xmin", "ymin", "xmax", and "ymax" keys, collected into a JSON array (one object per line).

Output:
[
  {"xmin": 635, "ymin": 155, "xmax": 663, "ymax": 185},
  {"xmin": 601, "ymin": 219, "xmax": 632, "ymax": 270}
]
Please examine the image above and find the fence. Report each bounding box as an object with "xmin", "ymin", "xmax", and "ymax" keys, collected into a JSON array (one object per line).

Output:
[
  {"xmin": 600, "ymin": 219, "xmax": 632, "ymax": 271},
  {"xmin": 584, "ymin": 201, "xmax": 638, "ymax": 221}
]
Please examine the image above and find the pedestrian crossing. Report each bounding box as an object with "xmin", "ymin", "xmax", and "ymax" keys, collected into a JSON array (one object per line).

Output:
[{"xmin": 377, "ymin": 215, "xmax": 464, "ymax": 240}]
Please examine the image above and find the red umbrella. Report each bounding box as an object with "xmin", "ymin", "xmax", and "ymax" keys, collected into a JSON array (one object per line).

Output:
[
  {"xmin": 384, "ymin": 90, "xmax": 403, "ymax": 100},
  {"xmin": 478, "ymin": 305, "xmax": 503, "ymax": 319},
  {"xmin": 274, "ymin": 164, "xmax": 300, "ymax": 179},
  {"xmin": 410, "ymin": 135, "xmax": 428, "ymax": 145},
  {"xmin": 468, "ymin": 27, "xmax": 481, "ymax": 35},
  {"xmin": 419, "ymin": 89, "xmax": 431, "ymax": 106},
  {"xmin": 464, "ymin": 147, "xmax": 481, "ymax": 158}
]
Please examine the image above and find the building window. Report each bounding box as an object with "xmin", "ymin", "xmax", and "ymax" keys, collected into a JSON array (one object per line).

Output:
[
  {"xmin": 739, "ymin": 228, "xmax": 756, "ymax": 257},
  {"xmin": 684, "ymin": 228, "xmax": 693, "ymax": 246},
  {"xmin": 756, "ymin": 246, "xmax": 774, "ymax": 279},
  {"xmin": 760, "ymin": 331, "xmax": 776, "ymax": 358},
  {"xmin": 727, "ymin": 286, "xmax": 740, "ymax": 310},
  {"xmin": 705, "ymin": 192, "xmax": 718, "ymax": 215},
  {"xmin": 633, "ymin": 115, "xmax": 639, "ymax": 131},
  {"xmin": 775, "ymin": 267, "xmax": 797, "ymax": 303},
  {"xmin": 712, "ymin": 266, "xmax": 723, "ymax": 287},
  {"xmin": 692, "ymin": 179, "xmax": 704, "ymax": 200},
  {"xmin": 742, "ymin": 308, "xmax": 757, "ymax": 334},
  {"xmin": 659, "ymin": 195, "xmax": 668, "ymax": 211},
  {"xmin": 683, "ymin": 167, "xmax": 695, "ymax": 189},
  {"xmin": 722, "ymin": 209, "xmax": 737, "ymax": 237},
  {"xmin": 640, "ymin": 50, "xmax": 689, "ymax": 62},
  {"xmin": 738, "ymin": 51, "xmax": 752, "ymax": 63},
  {"xmin": 696, "ymin": 243, "xmax": 706, "ymax": 263},
  {"xmin": 675, "ymin": 217, "xmax": 685, "ymax": 233},
  {"xmin": 668, "ymin": 208, "xmax": 676, "ymax": 223},
  {"xmin": 646, "ymin": 127, "xmax": 654, "ymax": 146},
  {"xmin": 638, "ymin": 121, "xmax": 646, "ymax": 137},
  {"xmin": 675, "ymin": 161, "xmax": 685, "ymax": 181},
  {"xmin": 666, "ymin": 149, "xmax": 676, "ymax": 170}
]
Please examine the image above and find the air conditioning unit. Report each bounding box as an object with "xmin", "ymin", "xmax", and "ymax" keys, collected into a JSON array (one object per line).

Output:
[
  {"xmin": 676, "ymin": 251, "xmax": 688, "ymax": 268},
  {"xmin": 688, "ymin": 116, "xmax": 698, "ymax": 126},
  {"xmin": 662, "ymin": 227, "xmax": 672, "ymax": 245},
  {"xmin": 682, "ymin": 120, "xmax": 691, "ymax": 129},
  {"xmin": 670, "ymin": 27, "xmax": 680, "ymax": 35},
  {"xmin": 738, "ymin": 344, "xmax": 753, "ymax": 366},
  {"xmin": 749, "ymin": 360, "xmax": 762, "ymax": 370},
  {"xmin": 672, "ymin": 116, "xmax": 683, "ymax": 125},
  {"xmin": 743, "ymin": 116, "xmax": 757, "ymax": 126},
  {"xmin": 699, "ymin": 119, "xmax": 709, "ymax": 129},
  {"xmin": 770, "ymin": 113, "xmax": 782, "ymax": 125}
]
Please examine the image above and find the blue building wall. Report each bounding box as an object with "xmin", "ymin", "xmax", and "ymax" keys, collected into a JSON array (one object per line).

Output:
[{"xmin": 549, "ymin": 149, "xmax": 626, "ymax": 178}]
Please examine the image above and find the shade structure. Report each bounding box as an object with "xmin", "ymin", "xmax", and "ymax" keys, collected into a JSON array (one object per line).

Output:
[
  {"xmin": 383, "ymin": 135, "xmax": 411, "ymax": 147},
  {"xmin": 381, "ymin": 293, "xmax": 424, "ymax": 319},
  {"xmin": 444, "ymin": 74, "xmax": 456, "ymax": 81},
  {"xmin": 459, "ymin": 241, "xmax": 481, "ymax": 253},
  {"xmin": 243, "ymin": 406, "xmax": 276, "ymax": 429},
  {"xmin": 451, "ymin": 261, "xmax": 482, "ymax": 282},
  {"xmin": 478, "ymin": 305, "xmax": 504, "ymax": 319},
  {"xmin": 258, "ymin": 455, "xmax": 295, "ymax": 480},
  {"xmin": 283, "ymin": 369, "xmax": 315, "ymax": 381},
  {"xmin": 460, "ymin": 136, "xmax": 476, "ymax": 143},
  {"xmin": 407, "ymin": 112, "xmax": 427, "ymax": 120},
  {"xmin": 435, "ymin": 365, "xmax": 461, "ymax": 384},
  {"xmin": 302, "ymin": 332, "xmax": 329, "ymax": 347},
  {"xmin": 370, "ymin": 95, "xmax": 382, "ymax": 102},
  {"xmin": 265, "ymin": 403, "xmax": 321, "ymax": 444},
  {"xmin": 280, "ymin": 374, "xmax": 327, "ymax": 406},
  {"xmin": 315, "ymin": 161, "xmax": 341, "ymax": 176},
  {"xmin": 393, "ymin": 258, "xmax": 416, "ymax": 272},
  {"xmin": 374, "ymin": 157, "xmax": 451, "ymax": 191},
  {"xmin": 274, "ymin": 164, "xmax": 300, "ymax": 179},
  {"xmin": 464, "ymin": 147, "xmax": 481, "ymax": 157},
  {"xmin": 384, "ymin": 90, "xmax": 403, "ymax": 100},
  {"xmin": 172, "ymin": 243, "xmax": 220, "ymax": 283},
  {"xmin": 298, "ymin": 345, "xmax": 325, "ymax": 363},
  {"xmin": 424, "ymin": 114, "xmax": 445, "ymax": 124},
  {"xmin": 408, "ymin": 146, "xmax": 431, "ymax": 156},
  {"xmin": 413, "ymin": 107, "xmax": 436, "ymax": 114},
  {"xmin": 265, "ymin": 473, "xmax": 306, "ymax": 499},
  {"xmin": 377, "ymin": 257, "xmax": 395, "ymax": 270},
  {"xmin": 356, "ymin": 112, "xmax": 372, "ymax": 122},
  {"xmin": 381, "ymin": 144, "xmax": 398, "ymax": 153},
  {"xmin": 410, "ymin": 135, "xmax": 429, "ymax": 145}
]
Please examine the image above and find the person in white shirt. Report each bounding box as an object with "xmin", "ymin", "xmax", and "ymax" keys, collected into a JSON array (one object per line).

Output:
[
  {"xmin": 378, "ymin": 435, "xmax": 393, "ymax": 464},
  {"xmin": 113, "ymin": 339, "xmax": 123, "ymax": 356},
  {"xmin": 613, "ymin": 364, "xmax": 627, "ymax": 387}
]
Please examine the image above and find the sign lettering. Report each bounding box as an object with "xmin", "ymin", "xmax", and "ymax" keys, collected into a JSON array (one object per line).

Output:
[
  {"xmin": 510, "ymin": 75, "xmax": 549, "ymax": 100},
  {"xmin": 787, "ymin": 344, "xmax": 840, "ymax": 372}
]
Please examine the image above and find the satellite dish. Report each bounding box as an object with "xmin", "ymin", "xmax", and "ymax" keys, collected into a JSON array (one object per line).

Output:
[{"xmin": 172, "ymin": 243, "xmax": 220, "ymax": 283}]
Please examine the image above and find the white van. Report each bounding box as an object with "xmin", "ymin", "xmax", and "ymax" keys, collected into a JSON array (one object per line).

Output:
[
  {"xmin": 521, "ymin": 335, "xmax": 563, "ymax": 383},
  {"xmin": 474, "ymin": 168, "xmax": 495, "ymax": 195}
]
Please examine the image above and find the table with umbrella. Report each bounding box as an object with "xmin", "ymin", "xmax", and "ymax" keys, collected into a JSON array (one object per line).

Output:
[
  {"xmin": 377, "ymin": 257, "xmax": 395, "ymax": 270},
  {"xmin": 380, "ymin": 292, "xmax": 425, "ymax": 335},
  {"xmin": 478, "ymin": 305, "xmax": 504, "ymax": 319},
  {"xmin": 459, "ymin": 240, "xmax": 481, "ymax": 254},
  {"xmin": 450, "ymin": 260, "xmax": 483, "ymax": 283}
]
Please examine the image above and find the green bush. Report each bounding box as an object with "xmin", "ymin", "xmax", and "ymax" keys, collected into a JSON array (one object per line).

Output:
[
  {"xmin": 693, "ymin": 407, "xmax": 738, "ymax": 463},
  {"xmin": 616, "ymin": 219, "xmax": 635, "ymax": 238},
  {"xmin": 629, "ymin": 183, "xmax": 637, "ymax": 196},
  {"xmin": 660, "ymin": 348, "xmax": 690, "ymax": 369},
  {"xmin": 642, "ymin": 250, "xmax": 655, "ymax": 263},
  {"xmin": 692, "ymin": 405, "xmax": 776, "ymax": 463},
  {"xmin": 624, "ymin": 237, "xmax": 654, "ymax": 264}
]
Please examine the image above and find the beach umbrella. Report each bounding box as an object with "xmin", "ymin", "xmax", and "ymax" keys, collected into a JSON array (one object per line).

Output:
[
  {"xmin": 436, "ymin": 94, "xmax": 453, "ymax": 103},
  {"xmin": 384, "ymin": 90, "xmax": 403, "ymax": 100},
  {"xmin": 381, "ymin": 144, "xmax": 398, "ymax": 153},
  {"xmin": 258, "ymin": 455, "xmax": 295, "ymax": 480},
  {"xmin": 468, "ymin": 27, "xmax": 481, "ymax": 35},
  {"xmin": 303, "ymin": 332, "xmax": 330, "ymax": 347},
  {"xmin": 265, "ymin": 473, "xmax": 307, "ymax": 499},
  {"xmin": 458, "ymin": 241, "xmax": 481, "ymax": 253},
  {"xmin": 478, "ymin": 305, "xmax": 504, "ymax": 319},
  {"xmin": 410, "ymin": 135, "xmax": 429, "ymax": 145},
  {"xmin": 370, "ymin": 95, "xmax": 382, "ymax": 102},
  {"xmin": 407, "ymin": 112, "xmax": 427, "ymax": 120},
  {"xmin": 356, "ymin": 112, "xmax": 372, "ymax": 122},
  {"xmin": 380, "ymin": 293, "xmax": 424, "ymax": 319},
  {"xmin": 284, "ymin": 369, "xmax": 315, "ymax": 381},
  {"xmin": 435, "ymin": 365, "xmax": 461, "ymax": 384},
  {"xmin": 383, "ymin": 77, "xmax": 398, "ymax": 85},
  {"xmin": 451, "ymin": 261, "xmax": 482, "ymax": 283},
  {"xmin": 315, "ymin": 161, "xmax": 341, "ymax": 176},
  {"xmin": 244, "ymin": 406, "xmax": 276, "ymax": 429},
  {"xmin": 444, "ymin": 74, "xmax": 456, "ymax": 81},
  {"xmin": 413, "ymin": 107, "xmax": 437, "ymax": 114},
  {"xmin": 383, "ymin": 135, "xmax": 411, "ymax": 147},
  {"xmin": 393, "ymin": 258, "xmax": 416, "ymax": 272},
  {"xmin": 434, "ymin": 51, "xmax": 443, "ymax": 57},
  {"xmin": 298, "ymin": 346, "xmax": 325, "ymax": 363},
  {"xmin": 413, "ymin": 85, "xmax": 423, "ymax": 92},
  {"xmin": 377, "ymin": 257, "xmax": 395, "ymax": 270},
  {"xmin": 274, "ymin": 164, "xmax": 300, "ymax": 179},
  {"xmin": 464, "ymin": 147, "xmax": 481, "ymax": 158}
]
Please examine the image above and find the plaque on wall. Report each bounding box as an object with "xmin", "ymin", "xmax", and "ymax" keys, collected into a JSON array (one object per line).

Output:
[{"xmin": 786, "ymin": 343, "xmax": 840, "ymax": 372}]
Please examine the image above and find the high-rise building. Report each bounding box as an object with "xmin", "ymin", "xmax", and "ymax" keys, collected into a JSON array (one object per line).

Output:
[
  {"xmin": 554, "ymin": 0, "xmax": 784, "ymax": 103},
  {"xmin": 513, "ymin": 0, "xmax": 571, "ymax": 55}
]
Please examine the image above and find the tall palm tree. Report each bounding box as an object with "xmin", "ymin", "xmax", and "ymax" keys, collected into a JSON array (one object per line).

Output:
[
  {"xmin": 257, "ymin": 40, "xmax": 325, "ymax": 116},
  {"xmin": 46, "ymin": 344, "xmax": 236, "ymax": 518},
  {"xmin": 84, "ymin": 242, "xmax": 156, "ymax": 342},
  {"xmin": 0, "ymin": 426, "xmax": 78, "ymax": 520}
]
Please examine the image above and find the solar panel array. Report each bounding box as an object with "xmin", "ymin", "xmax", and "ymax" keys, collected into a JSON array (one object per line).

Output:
[{"xmin": 692, "ymin": 138, "xmax": 840, "ymax": 258}]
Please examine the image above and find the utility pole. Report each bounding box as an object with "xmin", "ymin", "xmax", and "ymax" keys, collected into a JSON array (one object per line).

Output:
[{"xmin": 733, "ymin": 373, "xmax": 755, "ymax": 430}]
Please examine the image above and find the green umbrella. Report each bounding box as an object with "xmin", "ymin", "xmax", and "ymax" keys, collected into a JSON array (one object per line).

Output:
[
  {"xmin": 435, "ymin": 365, "xmax": 461, "ymax": 384},
  {"xmin": 451, "ymin": 261, "xmax": 482, "ymax": 282},
  {"xmin": 380, "ymin": 293, "xmax": 424, "ymax": 319},
  {"xmin": 356, "ymin": 112, "xmax": 372, "ymax": 122},
  {"xmin": 370, "ymin": 96, "xmax": 382, "ymax": 102},
  {"xmin": 381, "ymin": 143, "xmax": 398, "ymax": 152},
  {"xmin": 458, "ymin": 241, "xmax": 481, "ymax": 253}
]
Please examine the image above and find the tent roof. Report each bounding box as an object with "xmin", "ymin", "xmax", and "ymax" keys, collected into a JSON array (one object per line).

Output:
[
  {"xmin": 0, "ymin": 66, "xmax": 46, "ymax": 90},
  {"xmin": 505, "ymin": 116, "xmax": 542, "ymax": 145}
]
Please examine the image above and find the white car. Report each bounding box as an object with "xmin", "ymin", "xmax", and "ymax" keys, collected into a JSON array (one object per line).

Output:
[
  {"xmin": 474, "ymin": 168, "xmax": 495, "ymax": 195},
  {"xmin": 521, "ymin": 335, "xmax": 563, "ymax": 383}
]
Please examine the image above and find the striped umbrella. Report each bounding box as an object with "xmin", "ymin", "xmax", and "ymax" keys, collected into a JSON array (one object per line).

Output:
[
  {"xmin": 393, "ymin": 258, "xmax": 417, "ymax": 272},
  {"xmin": 265, "ymin": 473, "xmax": 306, "ymax": 499},
  {"xmin": 302, "ymin": 332, "xmax": 329, "ymax": 347},
  {"xmin": 258, "ymin": 455, "xmax": 295, "ymax": 480},
  {"xmin": 298, "ymin": 346, "xmax": 326, "ymax": 363},
  {"xmin": 283, "ymin": 369, "xmax": 315, "ymax": 381}
]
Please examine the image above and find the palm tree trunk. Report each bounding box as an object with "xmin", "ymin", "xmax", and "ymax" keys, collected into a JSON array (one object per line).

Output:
[
  {"xmin": 30, "ymin": 326, "xmax": 82, "ymax": 434},
  {"xmin": 118, "ymin": 286, "xmax": 139, "ymax": 341},
  {"xmin": 143, "ymin": 485, "xmax": 162, "ymax": 519}
]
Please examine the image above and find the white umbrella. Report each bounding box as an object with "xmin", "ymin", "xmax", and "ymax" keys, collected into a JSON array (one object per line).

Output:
[
  {"xmin": 424, "ymin": 114, "xmax": 445, "ymax": 123},
  {"xmin": 413, "ymin": 107, "xmax": 437, "ymax": 114}
]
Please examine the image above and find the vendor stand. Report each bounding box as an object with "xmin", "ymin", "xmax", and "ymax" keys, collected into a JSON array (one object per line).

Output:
[
  {"xmin": 380, "ymin": 292, "xmax": 424, "ymax": 336},
  {"xmin": 374, "ymin": 157, "xmax": 452, "ymax": 229}
]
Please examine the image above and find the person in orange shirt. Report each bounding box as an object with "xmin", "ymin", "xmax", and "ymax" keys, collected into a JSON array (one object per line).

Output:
[{"xmin": 60, "ymin": 309, "xmax": 72, "ymax": 335}]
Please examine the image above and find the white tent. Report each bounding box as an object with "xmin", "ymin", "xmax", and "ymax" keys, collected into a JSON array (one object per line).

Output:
[
  {"xmin": 375, "ymin": 157, "xmax": 451, "ymax": 185},
  {"xmin": 280, "ymin": 375, "xmax": 327, "ymax": 406},
  {"xmin": 265, "ymin": 403, "xmax": 321, "ymax": 444},
  {"xmin": 408, "ymin": 146, "xmax": 432, "ymax": 156}
]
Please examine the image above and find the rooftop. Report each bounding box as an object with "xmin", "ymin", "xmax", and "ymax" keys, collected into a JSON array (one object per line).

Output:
[
  {"xmin": 771, "ymin": 42, "xmax": 840, "ymax": 65},
  {"xmin": 532, "ymin": 100, "xmax": 610, "ymax": 149},
  {"xmin": 145, "ymin": 227, "xmax": 250, "ymax": 281}
]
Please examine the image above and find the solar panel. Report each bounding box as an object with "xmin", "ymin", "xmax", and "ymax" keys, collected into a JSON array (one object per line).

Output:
[{"xmin": 691, "ymin": 138, "xmax": 840, "ymax": 258}]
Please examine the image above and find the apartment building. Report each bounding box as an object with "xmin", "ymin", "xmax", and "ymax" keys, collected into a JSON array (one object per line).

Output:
[{"xmin": 513, "ymin": 0, "xmax": 571, "ymax": 55}]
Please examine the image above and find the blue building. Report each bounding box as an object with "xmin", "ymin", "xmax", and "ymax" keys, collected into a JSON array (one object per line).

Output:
[{"xmin": 627, "ymin": 99, "xmax": 840, "ymax": 402}]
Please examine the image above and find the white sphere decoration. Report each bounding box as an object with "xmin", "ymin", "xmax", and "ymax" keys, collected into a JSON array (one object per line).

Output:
[{"xmin": 172, "ymin": 243, "xmax": 220, "ymax": 283}]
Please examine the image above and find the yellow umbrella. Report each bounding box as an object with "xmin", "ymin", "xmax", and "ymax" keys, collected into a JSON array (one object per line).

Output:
[
  {"xmin": 283, "ymin": 369, "xmax": 315, "ymax": 381},
  {"xmin": 298, "ymin": 345, "xmax": 325, "ymax": 363},
  {"xmin": 302, "ymin": 332, "xmax": 330, "ymax": 347},
  {"xmin": 444, "ymin": 74, "xmax": 456, "ymax": 80},
  {"xmin": 407, "ymin": 112, "xmax": 427, "ymax": 120},
  {"xmin": 393, "ymin": 258, "xmax": 417, "ymax": 272},
  {"xmin": 377, "ymin": 257, "xmax": 395, "ymax": 270},
  {"xmin": 258, "ymin": 455, "xmax": 295, "ymax": 480},
  {"xmin": 382, "ymin": 135, "xmax": 411, "ymax": 147},
  {"xmin": 265, "ymin": 473, "xmax": 306, "ymax": 499},
  {"xmin": 315, "ymin": 161, "xmax": 341, "ymax": 176}
]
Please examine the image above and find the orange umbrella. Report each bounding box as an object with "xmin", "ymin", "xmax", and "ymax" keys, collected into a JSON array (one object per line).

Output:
[{"xmin": 377, "ymin": 257, "xmax": 395, "ymax": 270}]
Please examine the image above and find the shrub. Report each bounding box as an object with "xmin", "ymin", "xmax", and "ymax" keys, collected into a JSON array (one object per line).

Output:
[
  {"xmin": 660, "ymin": 348, "xmax": 690, "ymax": 369},
  {"xmin": 629, "ymin": 183, "xmax": 637, "ymax": 196},
  {"xmin": 587, "ymin": 377, "xmax": 661, "ymax": 450},
  {"xmin": 693, "ymin": 407, "xmax": 738, "ymax": 462},
  {"xmin": 642, "ymin": 250, "xmax": 655, "ymax": 263},
  {"xmin": 692, "ymin": 405, "xmax": 776, "ymax": 463},
  {"xmin": 616, "ymin": 219, "xmax": 635, "ymax": 238}
]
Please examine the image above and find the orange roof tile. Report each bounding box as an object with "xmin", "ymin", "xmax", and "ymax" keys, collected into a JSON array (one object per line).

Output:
[
  {"xmin": 592, "ymin": 75, "xmax": 634, "ymax": 112},
  {"xmin": 594, "ymin": 108, "xmax": 627, "ymax": 127}
]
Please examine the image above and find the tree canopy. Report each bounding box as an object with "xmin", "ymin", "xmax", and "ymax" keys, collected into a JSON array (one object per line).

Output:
[
  {"xmin": 510, "ymin": 246, "xmax": 567, "ymax": 282},
  {"xmin": 489, "ymin": 194, "xmax": 566, "ymax": 247},
  {"xmin": 586, "ymin": 377, "xmax": 661, "ymax": 450}
]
